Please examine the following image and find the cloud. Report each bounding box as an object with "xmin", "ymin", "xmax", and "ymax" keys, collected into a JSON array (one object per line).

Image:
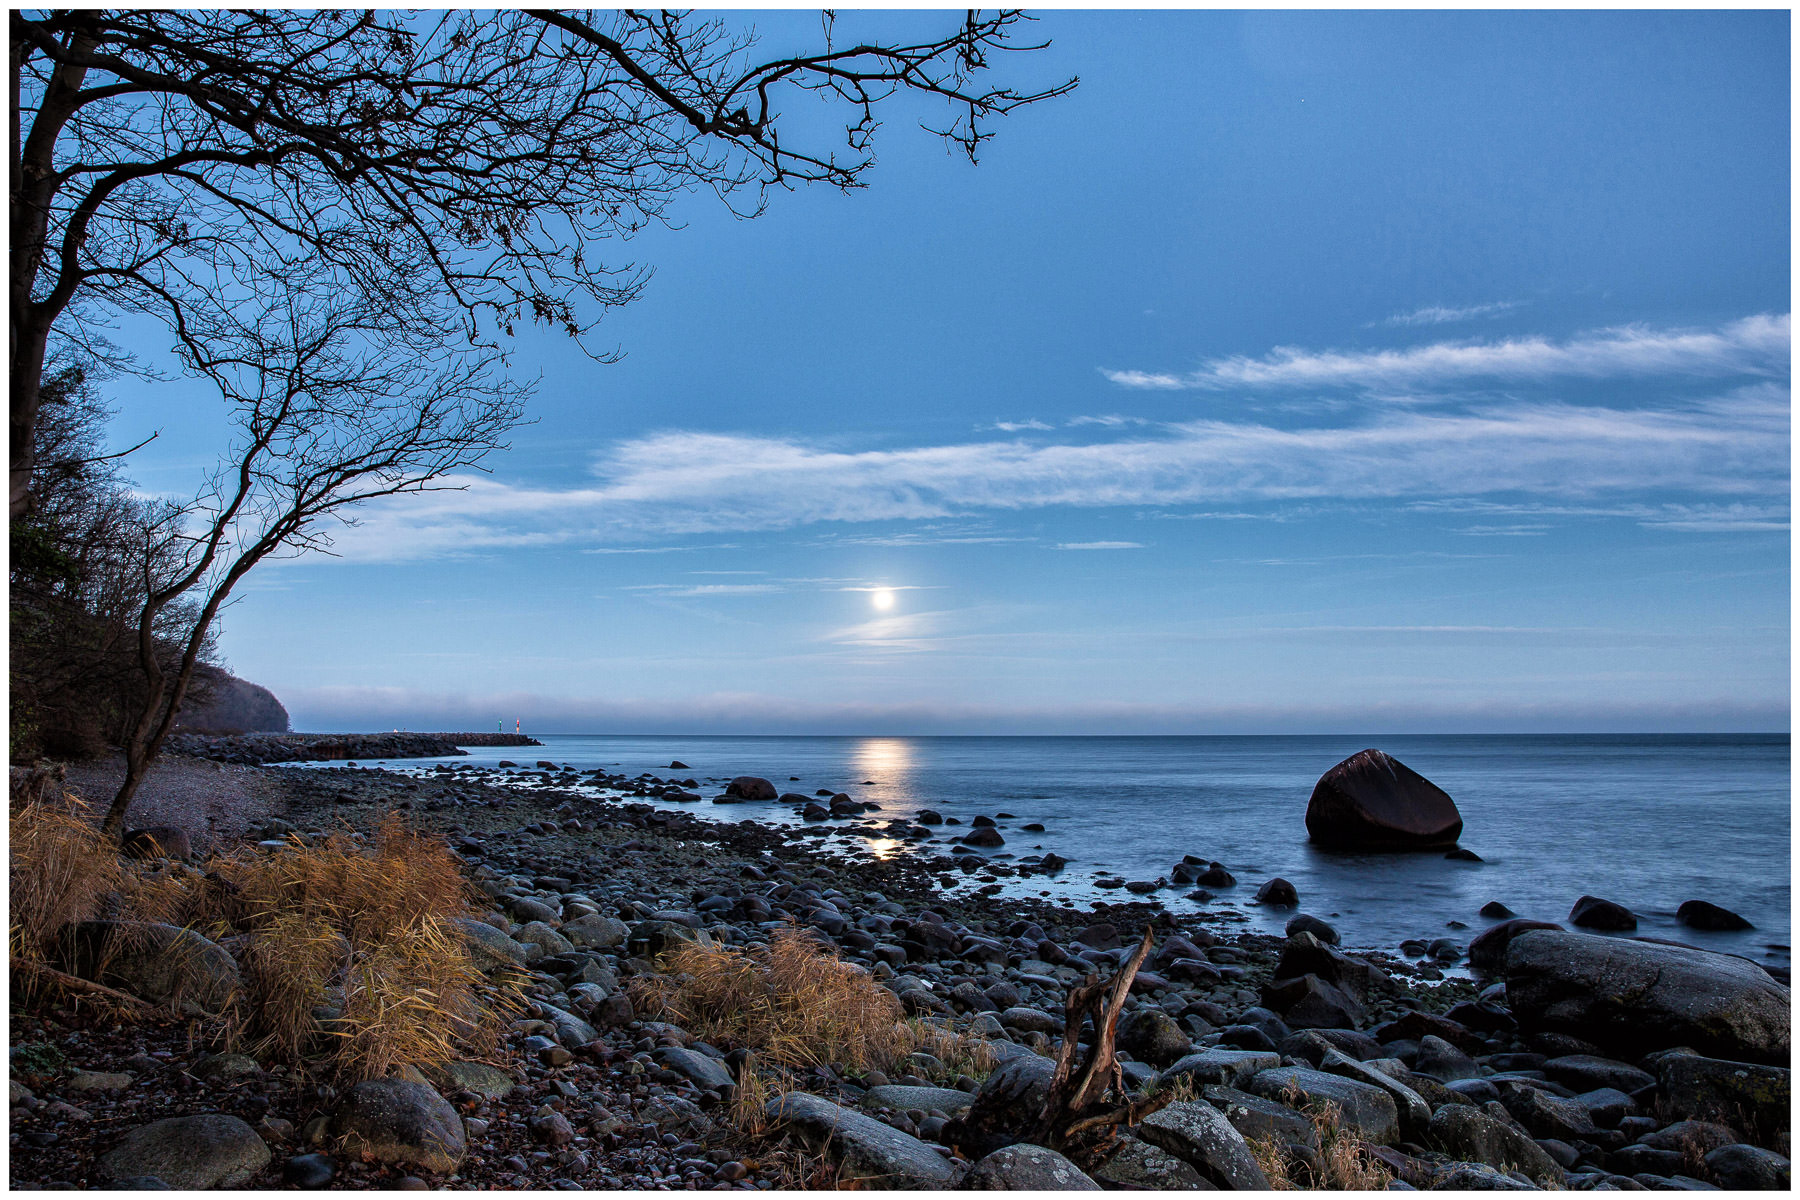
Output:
[
  {"xmin": 1067, "ymin": 414, "xmax": 1153, "ymax": 427},
  {"xmin": 312, "ymin": 380, "xmax": 1788, "ymax": 559},
  {"xmin": 1055, "ymin": 541, "xmax": 1144, "ymax": 550},
  {"xmin": 985, "ymin": 419, "xmax": 1053, "ymax": 432},
  {"xmin": 1409, "ymin": 497, "xmax": 1791, "ymax": 533},
  {"xmin": 1104, "ymin": 313, "xmax": 1789, "ymax": 390},
  {"xmin": 624, "ymin": 583, "xmax": 785, "ymax": 597},
  {"xmin": 1379, "ymin": 301, "xmax": 1521, "ymax": 327}
]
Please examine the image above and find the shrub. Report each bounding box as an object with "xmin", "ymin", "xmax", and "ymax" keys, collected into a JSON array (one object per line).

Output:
[{"xmin": 636, "ymin": 925, "xmax": 990, "ymax": 1075}]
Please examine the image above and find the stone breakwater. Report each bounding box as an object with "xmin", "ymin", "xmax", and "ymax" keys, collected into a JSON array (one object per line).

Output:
[
  {"xmin": 163, "ymin": 731, "xmax": 543, "ymax": 766},
  {"xmin": 11, "ymin": 761, "xmax": 1791, "ymax": 1192}
]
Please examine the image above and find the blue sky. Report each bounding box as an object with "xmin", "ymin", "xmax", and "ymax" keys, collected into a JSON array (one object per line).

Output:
[{"xmin": 115, "ymin": 10, "xmax": 1790, "ymax": 734}]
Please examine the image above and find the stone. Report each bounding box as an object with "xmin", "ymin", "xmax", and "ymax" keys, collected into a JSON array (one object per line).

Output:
[
  {"xmin": 122, "ymin": 826, "xmax": 193, "ymax": 860},
  {"xmin": 1657, "ymin": 1054, "xmax": 1789, "ymax": 1138},
  {"xmin": 860, "ymin": 1085, "xmax": 974, "ymax": 1115},
  {"xmin": 1676, "ymin": 901, "xmax": 1753, "ymax": 932},
  {"xmin": 1426, "ymin": 1105, "xmax": 1561, "ymax": 1183},
  {"xmin": 1504, "ymin": 931, "xmax": 1790, "ymax": 1065},
  {"xmin": 765, "ymin": 1092, "xmax": 958, "ymax": 1188},
  {"xmin": 282, "ymin": 1153, "xmax": 337, "ymax": 1188},
  {"xmin": 942, "ymin": 1052, "xmax": 1058, "ymax": 1159},
  {"xmin": 99, "ymin": 1114, "xmax": 272, "ymax": 1189},
  {"xmin": 1702, "ymin": 1144, "xmax": 1788, "ymax": 1190},
  {"xmin": 963, "ymin": 1143, "xmax": 1100, "ymax": 1189},
  {"xmin": 1201, "ymin": 1084, "xmax": 1321, "ymax": 1150},
  {"xmin": 513, "ymin": 921, "xmax": 574, "ymax": 955},
  {"xmin": 63, "ymin": 1069, "xmax": 134, "ymax": 1092},
  {"xmin": 1254, "ymin": 878, "xmax": 1298, "ymax": 907},
  {"xmin": 453, "ymin": 917, "xmax": 529, "ymax": 969},
  {"xmin": 1636, "ymin": 1120, "xmax": 1737, "ymax": 1156},
  {"xmin": 1305, "ymin": 748, "xmax": 1463, "ymax": 850},
  {"xmin": 1118, "ymin": 1007, "xmax": 1193, "ymax": 1068},
  {"xmin": 551, "ymin": 914, "xmax": 634, "ymax": 956},
  {"xmin": 63, "ymin": 921, "xmax": 241, "ymax": 1011},
  {"xmin": 1317, "ymin": 1047, "xmax": 1431, "ymax": 1139},
  {"xmin": 1568, "ymin": 895, "xmax": 1638, "ymax": 932},
  {"xmin": 1286, "ymin": 914, "xmax": 1339, "ymax": 944},
  {"xmin": 1498, "ymin": 1081, "xmax": 1599, "ymax": 1142},
  {"xmin": 1093, "ymin": 1133, "xmax": 1214, "ymax": 1189},
  {"xmin": 962, "ymin": 827, "xmax": 1005, "ymax": 849},
  {"xmin": 726, "ymin": 776, "xmax": 778, "ymax": 801},
  {"xmin": 999, "ymin": 1006, "xmax": 1062, "ymax": 1035},
  {"xmin": 322, "ymin": 1079, "xmax": 466, "ymax": 1175},
  {"xmin": 655, "ymin": 1046, "xmax": 734, "ymax": 1091},
  {"xmin": 1260, "ymin": 974, "xmax": 1367, "ymax": 1030},
  {"xmin": 1161, "ymin": 1048, "xmax": 1280, "ymax": 1089},
  {"xmin": 1247, "ymin": 1067, "xmax": 1400, "ymax": 1145},
  {"xmin": 1429, "ymin": 1161, "xmax": 1542, "ymax": 1190},
  {"xmin": 191, "ymin": 1053, "xmax": 260, "ymax": 1080},
  {"xmin": 1469, "ymin": 919, "xmax": 1564, "ymax": 975},
  {"xmin": 1415, "ymin": 1034, "xmax": 1481, "ymax": 1081},
  {"xmin": 427, "ymin": 1061, "xmax": 514, "ymax": 1101},
  {"xmin": 1541, "ymin": 1054, "xmax": 1656, "ymax": 1095},
  {"xmin": 1138, "ymin": 1100, "xmax": 1270, "ymax": 1189}
]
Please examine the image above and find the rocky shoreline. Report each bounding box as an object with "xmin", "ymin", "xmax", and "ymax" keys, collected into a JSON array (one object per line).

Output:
[
  {"xmin": 162, "ymin": 731, "xmax": 545, "ymax": 767},
  {"xmin": 9, "ymin": 756, "xmax": 1790, "ymax": 1191}
]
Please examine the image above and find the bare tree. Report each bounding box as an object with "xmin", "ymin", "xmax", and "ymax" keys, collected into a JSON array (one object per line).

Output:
[
  {"xmin": 12, "ymin": 9, "xmax": 1075, "ymax": 517},
  {"xmin": 97, "ymin": 289, "xmax": 523, "ymax": 838}
]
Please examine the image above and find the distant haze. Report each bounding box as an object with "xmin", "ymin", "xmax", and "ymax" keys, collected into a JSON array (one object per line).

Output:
[{"xmin": 287, "ymin": 688, "xmax": 1786, "ymax": 738}]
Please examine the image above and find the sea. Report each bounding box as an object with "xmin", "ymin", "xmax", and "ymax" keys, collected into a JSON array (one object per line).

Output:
[{"xmin": 362, "ymin": 733, "xmax": 1790, "ymax": 972}]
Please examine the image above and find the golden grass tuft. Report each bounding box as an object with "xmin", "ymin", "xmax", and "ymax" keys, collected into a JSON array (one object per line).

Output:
[
  {"xmin": 636, "ymin": 924, "xmax": 990, "ymax": 1076},
  {"xmin": 1248, "ymin": 1102, "xmax": 1394, "ymax": 1190},
  {"xmin": 9, "ymin": 793, "xmax": 122, "ymax": 975},
  {"xmin": 11, "ymin": 801, "xmax": 518, "ymax": 1083}
]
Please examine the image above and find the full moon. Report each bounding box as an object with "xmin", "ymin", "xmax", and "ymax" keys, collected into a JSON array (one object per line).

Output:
[{"xmin": 871, "ymin": 588, "xmax": 896, "ymax": 611}]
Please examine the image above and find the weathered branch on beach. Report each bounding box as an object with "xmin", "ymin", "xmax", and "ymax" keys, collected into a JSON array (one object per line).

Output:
[{"xmin": 1031, "ymin": 924, "xmax": 1172, "ymax": 1164}]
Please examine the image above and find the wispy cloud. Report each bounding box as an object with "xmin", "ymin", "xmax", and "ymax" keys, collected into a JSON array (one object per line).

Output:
[
  {"xmin": 1378, "ymin": 301, "xmax": 1521, "ymax": 327},
  {"xmin": 624, "ymin": 583, "xmax": 784, "ymax": 597},
  {"xmin": 984, "ymin": 419, "xmax": 1053, "ymax": 432},
  {"xmin": 1067, "ymin": 414, "xmax": 1154, "ymax": 427},
  {"xmin": 313, "ymin": 380, "xmax": 1787, "ymax": 561},
  {"xmin": 1056, "ymin": 541, "xmax": 1144, "ymax": 550},
  {"xmin": 1104, "ymin": 313, "xmax": 1789, "ymax": 391}
]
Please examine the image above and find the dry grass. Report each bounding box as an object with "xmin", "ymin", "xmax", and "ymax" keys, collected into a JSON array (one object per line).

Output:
[
  {"xmin": 9, "ymin": 792, "xmax": 123, "ymax": 989},
  {"xmin": 1248, "ymin": 1102, "xmax": 1394, "ymax": 1191},
  {"xmin": 636, "ymin": 925, "xmax": 990, "ymax": 1076},
  {"xmin": 11, "ymin": 802, "xmax": 518, "ymax": 1082}
]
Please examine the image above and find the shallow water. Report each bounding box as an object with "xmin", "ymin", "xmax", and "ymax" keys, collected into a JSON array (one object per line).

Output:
[{"xmin": 350, "ymin": 733, "xmax": 1789, "ymax": 970}]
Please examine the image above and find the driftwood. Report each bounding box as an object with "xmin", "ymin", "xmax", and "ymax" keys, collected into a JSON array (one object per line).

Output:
[
  {"xmin": 1030, "ymin": 925, "xmax": 1174, "ymax": 1164},
  {"xmin": 11, "ymin": 957, "xmax": 158, "ymax": 1014}
]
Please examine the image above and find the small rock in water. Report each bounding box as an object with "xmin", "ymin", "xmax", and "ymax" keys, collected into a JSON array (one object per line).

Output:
[
  {"xmin": 1478, "ymin": 901, "xmax": 1516, "ymax": 919},
  {"xmin": 1444, "ymin": 848, "xmax": 1482, "ymax": 862},
  {"xmin": 1676, "ymin": 899, "xmax": 1754, "ymax": 931},
  {"xmin": 1568, "ymin": 894, "xmax": 1637, "ymax": 931},
  {"xmin": 1254, "ymin": 878, "xmax": 1298, "ymax": 907}
]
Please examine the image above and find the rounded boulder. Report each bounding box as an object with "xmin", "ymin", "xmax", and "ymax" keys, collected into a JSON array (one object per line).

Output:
[
  {"xmin": 1306, "ymin": 749, "xmax": 1463, "ymax": 850},
  {"xmin": 322, "ymin": 1079, "xmax": 466, "ymax": 1175}
]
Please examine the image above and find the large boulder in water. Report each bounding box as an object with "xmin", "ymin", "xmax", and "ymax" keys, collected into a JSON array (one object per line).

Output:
[
  {"xmin": 1504, "ymin": 929, "xmax": 1790, "ymax": 1066},
  {"xmin": 1306, "ymin": 749, "xmax": 1462, "ymax": 850}
]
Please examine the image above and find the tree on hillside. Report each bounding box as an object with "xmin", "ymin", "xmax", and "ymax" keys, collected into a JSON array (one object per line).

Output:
[
  {"xmin": 12, "ymin": 8, "xmax": 1075, "ymax": 518},
  {"xmin": 9, "ymin": 8, "xmax": 1072, "ymax": 834}
]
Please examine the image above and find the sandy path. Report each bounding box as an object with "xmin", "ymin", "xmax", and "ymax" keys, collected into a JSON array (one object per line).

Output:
[{"xmin": 60, "ymin": 752, "xmax": 284, "ymax": 852}]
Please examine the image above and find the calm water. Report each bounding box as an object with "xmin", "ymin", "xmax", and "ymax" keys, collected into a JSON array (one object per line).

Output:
[{"xmin": 368, "ymin": 734, "xmax": 1789, "ymax": 968}]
